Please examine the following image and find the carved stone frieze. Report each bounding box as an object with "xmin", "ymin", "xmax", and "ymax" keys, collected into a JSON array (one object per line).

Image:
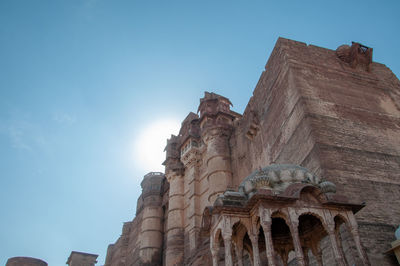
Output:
[{"xmin": 181, "ymin": 146, "xmax": 201, "ymax": 168}]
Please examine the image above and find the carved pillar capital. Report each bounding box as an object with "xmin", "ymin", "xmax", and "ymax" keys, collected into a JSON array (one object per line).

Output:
[
  {"xmin": 249, "ymin": 232, "xmax": 258, "ymax": 243},
  {"xmin": 222, "ymin": 233, "xmax": 232, "ymax": 242},
  {"xmin": 326, "ymin": 222, "xmax": 335, "ymax": 235},
  {"xmin": 259, "ymin": 207, "xmax": 272, "ymax": 224},
  {"xmin": 289, "ymin": 221, "xmax": 299, "ymax": 232},
  {"xmin": 210, "ymin": 244, "xmax": 219, "ymax": 254},
  {"xmin": 261, "ymin": 220, "xmax": 272, "ymax": 228}
]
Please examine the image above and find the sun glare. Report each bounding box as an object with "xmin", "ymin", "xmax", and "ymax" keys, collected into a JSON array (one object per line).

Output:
[{"xmin": 134, "ymin": 118, "xmax": 181, "ymax": 173}]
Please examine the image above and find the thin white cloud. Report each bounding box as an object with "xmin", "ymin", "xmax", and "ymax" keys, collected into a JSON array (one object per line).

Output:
[
  {"xmin": 52, "ymin": 113, "xmax": 76, "ymax": 125},
  {"xmin": 7, "ymin": 125, "xmax": 32, "ymax": 151},
  {"xmin": 0, "ymin": 119, "xmax": 50, "ymax": 153}
]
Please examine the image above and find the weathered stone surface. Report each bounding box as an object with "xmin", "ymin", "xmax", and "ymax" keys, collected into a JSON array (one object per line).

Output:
[
  {"xmin": 6, "ymin": 257, "xmax": 47, "ymax": 266},
  {"xmin": 102, "ymin": 37, "xmax": 400, "ymax": 266},
  {"xmin": 66, "ymin": 251, "xmax": 98, "ymax": 266}
]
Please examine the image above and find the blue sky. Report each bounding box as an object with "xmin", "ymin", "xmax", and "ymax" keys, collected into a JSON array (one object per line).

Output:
[{"xmin": 1, "ymin": 1, "xmax": 399, "ymax": 265}]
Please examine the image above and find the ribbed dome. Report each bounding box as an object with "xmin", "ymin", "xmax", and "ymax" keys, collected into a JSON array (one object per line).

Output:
[{"xmin": 238, "ymin": 164, "xmax": 324, "ymax": 195}]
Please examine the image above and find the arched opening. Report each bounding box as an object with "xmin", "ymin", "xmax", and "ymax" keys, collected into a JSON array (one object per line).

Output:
[
  {"xmin": 297, "ymin": 213, "xmax": 328, "ymax": 265},
  {"xmin": 231, "ymin": 222, "xmax": 253, "ymax": 266},
  {"xmin": 271, "ymin": 217, "xmax": 294, "ymax": 266},
  {"xmin": 258, "ymin": 226, "xmax": 268, "ymax": 264},
  {"xmin": 253, "ymin": 217, "xmax": 267, "ymax": 265},
  {"xmin": 242, "ymin": 232, "xmax": 253, "ymax": 265}
]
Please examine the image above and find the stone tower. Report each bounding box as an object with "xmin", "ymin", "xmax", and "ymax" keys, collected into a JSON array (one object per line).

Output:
[
  {"xmin": 6, "ymin": 257, "xmax": 47, "ymax": 266},
  {"xmin": 138, "ymin": 172, "xmax": 164, "ymax": 265},
  {"xmin": 105, "ymin": 172, "xmax": 167, "ymax": 266},
  {"xmin": 163, "ymin": 135, "xmax": 185, "ymax": 265},
  {"xmin": 198, "ymin": 92, "xmax": 235, "ymax": 204},
  {"xmin": 104, "ymin": 38, "xmax": 400, "ymax": 266}
]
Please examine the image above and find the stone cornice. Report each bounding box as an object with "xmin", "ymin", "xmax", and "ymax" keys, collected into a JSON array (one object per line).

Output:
[{"xmin": 181, "ymin": 147, "xmax": 201, "ymax": 168}]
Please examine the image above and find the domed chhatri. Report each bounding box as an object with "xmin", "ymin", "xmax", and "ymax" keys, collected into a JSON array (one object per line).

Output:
[
  {"xmin": 238, "ymin": 164, "xmax": 334, "ymax": 196},
  {"xmin": 210, "ymin": 163, "xmax": 371, "ymax": 266}
]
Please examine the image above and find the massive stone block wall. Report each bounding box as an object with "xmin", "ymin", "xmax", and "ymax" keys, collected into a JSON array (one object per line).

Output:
[
  {"xmin": 230, "ymin": 38, "xmax": 400, "ymax": 265},
  {"xmin": 105, "ymin": 38, "xmax": 400, "ymax": 265},
  {"xmin": 288, "ymin": 39, "xmax": 399, "ymax": 265}
]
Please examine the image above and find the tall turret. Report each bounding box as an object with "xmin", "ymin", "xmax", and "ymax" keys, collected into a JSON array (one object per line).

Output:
[
  {"xmin": 138, "ymin": 172, "xmax": 165, "ymax": 265},
  {"xmin": 163, "ymin": 136, "xmax": 185, "ymax": 265},
  {"xmin": 198, "ymin": 92, "xmax": 236, "ymax": 204}
]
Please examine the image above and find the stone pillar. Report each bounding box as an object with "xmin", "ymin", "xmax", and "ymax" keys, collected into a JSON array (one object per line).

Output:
[
  {"xmin": 139, "ymin": 172, "xmax": 164, "ymax": 265},
  {"xmin": 249, "ymin": 233, "xmax": 261, "ymax": 266},
  {"xmin": 165, "ymin": 172, "xmax": 185, "ymax": 266},
  {"xmin": 326, "ymin": 224, "xmax": 347, "ymax": 266},
  {"xmin": 164, "ymin": 135, "xmax": 185, "ymax": 266},
  {"xmin": 210, "ymin": 238, "xmax": 220, "ymax": 266},
  {"xmin": 223, "ymin": 233, "xmax": 234, "ymax": 266},
  {"xmin": 234, "ymin": 241, "xmax": 244, "ymax": 266},
  {"xmin": 335, "ymin": 226, "xmax": 348, "ymax": 266},
  {"xmin": 261, "ymin": 221, "xmax": 276, "ymax": 266},
  {"xmin": 289, "ymin": 221, "xmax": 306, "ymax": 266},
  {"xmin": 310, "ymin": 240, "xmax": 323, "ymax": 266}
]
